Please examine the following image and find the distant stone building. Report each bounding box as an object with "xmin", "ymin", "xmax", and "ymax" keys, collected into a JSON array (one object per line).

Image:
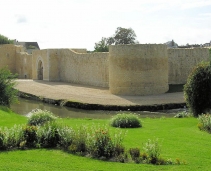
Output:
[
  {"xmin": 13, "ymin": 39, "xmax": 40, "ymax": 54},
  {"xmin": 203, "ymin": 41, "xmax": 211, "ymax": 47}
]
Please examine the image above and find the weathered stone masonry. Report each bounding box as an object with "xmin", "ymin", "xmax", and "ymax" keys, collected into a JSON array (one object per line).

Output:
[{"xmin": 0, "ymin": 44, "xmax": 210, "ymax": 96}]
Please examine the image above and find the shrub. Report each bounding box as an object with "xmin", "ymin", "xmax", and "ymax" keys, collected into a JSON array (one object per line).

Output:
[
  {"xmin": 0, "ymin": 125, "xmax": 24, "ymax": 150},
  {"xmin": 36, "ymin": 122, "xmax": 60, "ymax": 148},
  {"xmin": 0, "ymin": 68, "xmax": 18, "ymax": 106},
  {"xmin": 0, "ymin": 130, "xmax": 6, "ymax": 150},
  {"xmin": 174, "ymin": 111, "xmax": 191, "ymax": 118},
  {"xmin": 87, "ymin": 126, "xmax": 125, "ymax": 159},
  {"xmin": 198, "ymin": 114, "xmax": 211, "ymax": 133},
  {"xmin": 27, "ymin": 109, "xmax": 57, "ymax": 126},
  {"xmin": 57, "ymin": 125, "xmax": 74, "ymax": 149},
  {"xmin": 143, "ymin": 139, "xmax": 161, "ymax": 164},
  {"xmin": 68, "ymin": 126, "xmax": 87, "ymax": 153},
  {"xmin": 184, "ymin": 62, "xmax": 211, "ymax": 117},
  {"xmin": 129, "ymin": 148, "xmax": 140, "ymax": 163},
  {"xmin": 110, "ymin": 113, "xmax": 142, "ymax": 128},
  {"xmin": 22, "ymin": 125, "xmax": 38, "ymax": 147}
]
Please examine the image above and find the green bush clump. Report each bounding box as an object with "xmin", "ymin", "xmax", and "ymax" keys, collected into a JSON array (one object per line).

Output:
[
  {"xmin": 174, "ymin": 111, "xmax": 191, "ymax": 118},
  {"xmin": 0, "ymin": 125, "xmax": 24, "ymax": 150},
  {"xmin": 198, "ymin": 114, "xmax": 211, "ymax": 133},
  {"xmin": 36, "ymin": 122, "xmax": 61, "ymax": 148},
  {"xmin": 110, "ymin": 113, "xmax": 142, "ymax": 128},
  {"xmin": 0, "ymin": 34, "xmax": 13, "ymax": 44},
  {"xmin": 68, "ymin": 126, "xmax": 88, "ymax": 154},
  {"xmin": 129, "ymin": 148, "xmax": 141, "ymax": 163},
  {"xmin": 143, "ymin": 139, "xmax": 161, "ymax": 164},
  {"xmin": 22, "ymin": 125, "xmax": 38, "ymax": 147},
  {"xmin": 184, "ymin": 62, "xmax": 211, "ymax": 117},
  {"xmin": 0, "ymin": 68, "xmax": 18, "ymax": 106},
  {"xmin": 87, "ymin": 126, "xmax": 125, "ymax": 159},
  {"xmin": 27, "ymin": 109, "xmax": 57, "ymax": 126}
]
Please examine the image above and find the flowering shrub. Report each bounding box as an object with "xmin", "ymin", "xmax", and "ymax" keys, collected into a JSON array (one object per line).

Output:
[
  {"xmin": 27, "ymin": 109, "xmax": 57, "ymax": 126},
  {"xmin": 87, "ymin": 126, "xmax": 125, "ymax": 159},
  {"xmin": 110, "ymin": 113, "xmax": 142, "ymax": 128}
]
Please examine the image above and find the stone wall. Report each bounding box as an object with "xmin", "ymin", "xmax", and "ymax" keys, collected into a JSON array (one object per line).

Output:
[
  {"xmin": 59, "ymin": 49, "xmax": 109, "ymax": 87},
  {"xmin": 16, "ymin": 52, "xmax": 32, "ymax": 79},
  {"xmin": 109, "ymin": 44, "xmax": 169, "ymax": 95},
  {"xmin": 32, "ymin": 49, "xmax": 49, "ymax": 81},
  {"xmin": 1, "ymin": 44, "xmax": 211, "ymax": 96},
  {"xmin": 168, "ymin": 48, "xmax": 210, "ymax": 84},
  {"xmin": 0, "ymin": 44, "xmax": 17, "ymax": 73}
]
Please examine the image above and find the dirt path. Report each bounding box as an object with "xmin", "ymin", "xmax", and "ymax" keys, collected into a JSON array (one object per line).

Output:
[{"xmin": 15, "ymin": 80, "xmax": 185, "ymax": 107}]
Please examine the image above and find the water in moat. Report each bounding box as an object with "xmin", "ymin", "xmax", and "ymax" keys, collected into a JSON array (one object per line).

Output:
[{"xmin": 11, "ymin": 98, "xmax": 183, "ymax": 119}]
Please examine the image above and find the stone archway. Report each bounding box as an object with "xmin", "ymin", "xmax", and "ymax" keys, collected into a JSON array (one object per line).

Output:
[{"xmin": 37, "ymin": 60, "xmax": 43, "ymax": 80}]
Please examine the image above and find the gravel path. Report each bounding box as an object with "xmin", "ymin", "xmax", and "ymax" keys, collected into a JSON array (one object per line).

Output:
[{"xmin": 15, "ymin": 80, "xmax": 185, "ymax": 106}]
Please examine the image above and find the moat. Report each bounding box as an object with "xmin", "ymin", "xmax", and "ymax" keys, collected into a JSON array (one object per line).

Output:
[{"xmin": 11, "ymin": 98, "xmax": 183, "ymax": 119}]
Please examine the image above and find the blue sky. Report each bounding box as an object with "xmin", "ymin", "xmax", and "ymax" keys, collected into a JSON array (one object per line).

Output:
[{"xmin": 1, "ymin": 0, "xmax": 211, "ymax": 50}]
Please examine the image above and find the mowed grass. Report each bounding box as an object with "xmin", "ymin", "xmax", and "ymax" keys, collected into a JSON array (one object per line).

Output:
[{"xmin": 0, "ymin": 107, "xmax": 211, "ymax": 171}]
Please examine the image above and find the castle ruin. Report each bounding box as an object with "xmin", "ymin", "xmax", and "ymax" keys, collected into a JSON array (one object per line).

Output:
[{"xmin": 0, "ymin": 44, "xmax": 210, "ymax": 95}]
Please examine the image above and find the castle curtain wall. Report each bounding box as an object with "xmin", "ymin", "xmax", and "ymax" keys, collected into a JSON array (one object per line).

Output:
[
  {"xmin": 15, "ymin": 52, "xmax": 32, "ymax": 79},
  {"xmin": 0, "ymin": 44, "xmax": 210, "ymax": 96},
  {"xmin": 0, "ymin": 44, "xmax": 16, "ymax": 73},
  {"xmin": 32, "ymin": 49, "xmax": 49, "ymax": 81},
  {"xmin": 168, "ymin": 48, "xmax": 210, "ymax": 84},
  {"xmin": 109, "ymin": 44, "xmax": 169, "ymax": 95},
  {"xmin": 59, "ymin": 49, "xmax": 109, "ymax": 87}
]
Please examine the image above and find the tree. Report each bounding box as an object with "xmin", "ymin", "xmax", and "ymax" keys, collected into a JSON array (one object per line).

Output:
[
  {"xmin": 94, "ymin": 37, "xmax": 109, "ymax": 52},
  {"xmin": 93, "ymin": 27, "xmax": 139, "ymax": 52},
  {"xmin": 0, "ymin": 68, "xmax": 18, "ymax": 106},
  {"xmin": 111, "ymin": 27, "xmax": 139, "ymax": 45},
  {"xmin": 184, "ymin": 62, "xmax": 211, "ymax": 117},
  {"xmin": 0, "ymin": 34, "xmax": 13, "ymax": 45}
]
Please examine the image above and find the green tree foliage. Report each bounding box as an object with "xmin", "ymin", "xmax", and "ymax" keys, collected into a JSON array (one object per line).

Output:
[
  {"xmin": 110, "ymin": 27, "xmax": 139, "ymax": 45},
  {"xmin": 0, "ymin": 68, "xmax": 18, "ymax": 106},
  {"xmin": 94, "ymin": 27, "xmax": 139, "ymax": 52},
  {"xmin": 0, "ymin": 34, "xmax": 13, "ymax": 45},
  {"xmin": 93, "ymin": 37, "xmax": 109, "ymax": 52},
  {"xmin": 184, "ymin": 62, "xmax": 211, "ymax": 117}
]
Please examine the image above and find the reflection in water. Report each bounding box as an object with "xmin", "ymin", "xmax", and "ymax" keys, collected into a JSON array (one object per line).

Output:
[{"xmin": 11, "ymin": 98, "xmax": 181, "ymax": 119}]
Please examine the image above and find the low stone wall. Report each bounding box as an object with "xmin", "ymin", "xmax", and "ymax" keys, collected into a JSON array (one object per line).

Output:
[{"xmin": 168, "ymin": 48, "xmax": 210, "ymax": 84}]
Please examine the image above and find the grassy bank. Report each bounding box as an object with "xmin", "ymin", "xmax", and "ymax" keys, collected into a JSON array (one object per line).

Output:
[{"xmin": 0, "ymin": 107, "xmax": 211, "ymax": 171}]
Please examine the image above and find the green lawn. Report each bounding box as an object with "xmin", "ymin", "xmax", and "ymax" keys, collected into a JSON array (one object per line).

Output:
[{"xmin": 0, "ymin": 107, "xmax": 211, "ymax": 171}]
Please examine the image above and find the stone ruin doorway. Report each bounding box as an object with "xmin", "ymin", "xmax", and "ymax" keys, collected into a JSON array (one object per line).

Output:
[{"xmin": 37, "ymin": 60, "xmax": 43, "ymax": 80}]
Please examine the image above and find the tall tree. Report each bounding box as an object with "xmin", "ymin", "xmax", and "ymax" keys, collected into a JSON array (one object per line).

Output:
[
  {"xmin": 111, "ymin": 27, "xmax": 139, "ymax": 45},
  {"xmin": 93, "ymin": 27, "xmax": 139, "ymax": 52},
  {"xmin": 0, "ymin": 34, "xmax": 13, "ymax": 45}
]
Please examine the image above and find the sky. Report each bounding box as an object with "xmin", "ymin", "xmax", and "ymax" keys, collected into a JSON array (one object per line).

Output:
[{"xmin": 1, "ymin": 0, "xmax": 211, "ymax": 50}]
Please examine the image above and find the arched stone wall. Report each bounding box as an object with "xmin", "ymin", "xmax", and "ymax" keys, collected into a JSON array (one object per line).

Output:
[{"xmin": 109, "ymin": 44, "xmax": 169, "ymax": 95}]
